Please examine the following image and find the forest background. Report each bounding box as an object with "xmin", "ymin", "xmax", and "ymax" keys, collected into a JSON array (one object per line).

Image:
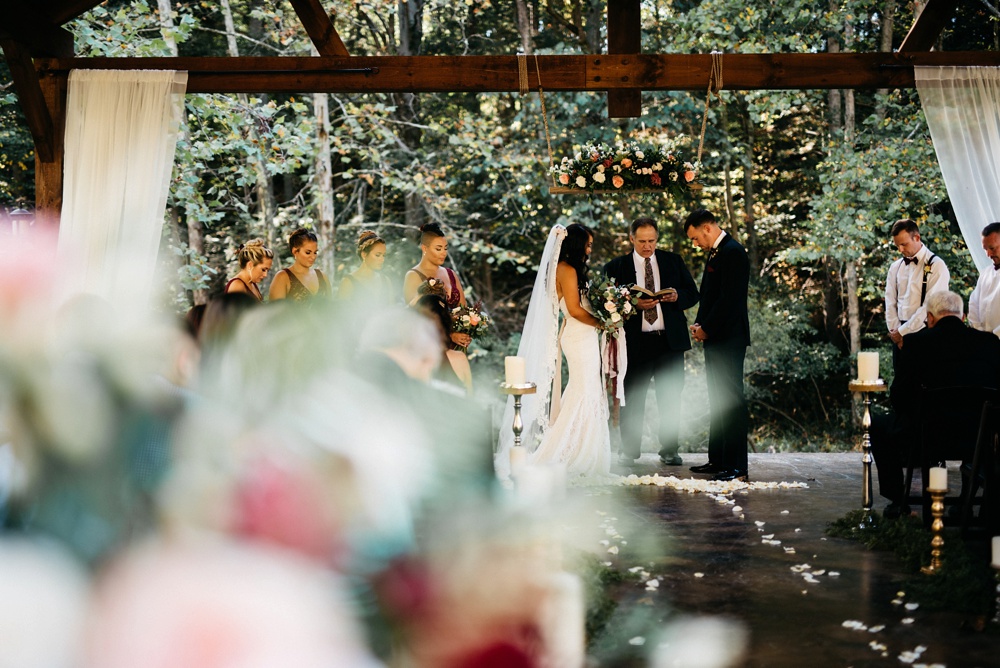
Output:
[{"xmin": 2, "ymin": 0, "xmax": 999, "ymax": 452}]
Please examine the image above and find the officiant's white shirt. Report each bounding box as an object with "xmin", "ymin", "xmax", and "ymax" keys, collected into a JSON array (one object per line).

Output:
[
  {"xmin": 632, "ymin": 250, "xmax": 664, "ymax": 331},
  {"xmin": 970, "ymin": 263, "xmax": 1000, "ymax": 338},
  {"xmin": 885, "ymin": 243, "xmax": 950, "ymax": 337}
]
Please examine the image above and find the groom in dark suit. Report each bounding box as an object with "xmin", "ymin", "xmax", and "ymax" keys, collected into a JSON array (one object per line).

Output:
[
  {"xmin": 684, "ymin": 209, "xmax": 751, "ymax": 481},
  {"xmin": 604, "ymin": 217, "xmax": 700, "ymax": 466}
]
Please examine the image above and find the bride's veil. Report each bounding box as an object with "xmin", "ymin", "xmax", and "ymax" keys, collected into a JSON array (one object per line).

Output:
[{"xmin": 495, "ymin": 224, "xmax": 566, "ymax": 479}]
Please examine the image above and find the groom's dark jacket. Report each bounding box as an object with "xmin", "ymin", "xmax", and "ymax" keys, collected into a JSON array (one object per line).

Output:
[{"xmin": 604, "ymin": 249, "xmax": 700, "ymax": 352}]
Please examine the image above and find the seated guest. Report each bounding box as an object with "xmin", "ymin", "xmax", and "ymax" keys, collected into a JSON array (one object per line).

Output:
[
  {"xmin": 412, "ymin": 293, "xmax": 473, "ymax": 394},
  {"xmin": 872, "ymin": 290, "xmax": 1000, "ymax": 518}
]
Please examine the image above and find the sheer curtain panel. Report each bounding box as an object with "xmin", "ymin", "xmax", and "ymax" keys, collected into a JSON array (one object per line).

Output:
[
  {"xmin": 915, "ymin": 67, "xmax": 1000, "ymax": 273},
  {"xmin": 58, "ymin": 70, "xmax": 188, "ymax": 305}
]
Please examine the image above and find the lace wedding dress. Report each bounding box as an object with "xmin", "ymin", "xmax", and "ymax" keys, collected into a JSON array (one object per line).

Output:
[{"xmin": 496, "ymin": 225, "xmax": 612, "ymax": 481}]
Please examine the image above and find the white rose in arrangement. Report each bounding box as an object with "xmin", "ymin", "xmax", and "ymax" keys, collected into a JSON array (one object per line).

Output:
[
  {"xmin": 576, "ymin": 175, "xmax": 587, "ymax": 188},
  {"xmin": 604, "ymin": 301, "xmax": 617, "ymax": 313},
  {"xmin": 611, "ymin": 312, "xmax": 622, "ymax": 323},
  {"xmin": 613, "ymin": 165, "xmax": 622, "ymax": 173},
  {"xmin": 669, "ymin": 172, "xmax": 678, "ymax": 181},
  {"xmin": 652, "ymin": 162, "xmax": 662, "ymax": 171},
  {"xmin": 462, "ymin": 315, "xmax": 471, "ymax": 323},
  {"xmin": 593, "ymin": 172, "xmax": 606, "ymax": 184},
  {"xmin": 636, "ymin": 150, "xmax": 645, "ymax": 159},
  {"xmin": 624, "ymin": 302, "xmax": 633, "ymax": 314},
  {"xmin": 596, "ymin": 164, "xmax": 606, "ymax": 173}
]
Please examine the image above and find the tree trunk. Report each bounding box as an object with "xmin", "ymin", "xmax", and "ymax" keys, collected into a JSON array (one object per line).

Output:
[
  {"xmin": 514, "ymin": 0, "xmax": 535, "ymax": 54},
  {"xmin": 187, "ymin": 216, "xmax": 208, "ymax": 305},
  {"xmin": 739, "ymin": 97, "xmax": 759, "ymax": 276},
  {"xmin": 220, "ymin": 0, "xmax": 276, "ymax": 236},
  {"xmin": 314, "ymin": 90, "xmax": 335, "ymax": 278},
  {"xmin": 396, "ymin": 0, "xmax": 425, "ymax": 231},
  {"xmin": 875, "ymin": 0, "xmax": 895, "ymax": 122}
]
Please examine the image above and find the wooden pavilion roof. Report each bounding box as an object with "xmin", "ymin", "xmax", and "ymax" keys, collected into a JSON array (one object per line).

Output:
[{"xmin": 1, "ymin": 0, "xmax": 997, "ymax": 215}]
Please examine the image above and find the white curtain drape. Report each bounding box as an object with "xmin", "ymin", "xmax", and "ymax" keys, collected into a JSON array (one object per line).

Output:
[
  {"xmin": 915, "ymin": 66, "xmax": 1000, "ymax": 273},
  {"xmin": 58, "ymin": 70, "xmax": 187, "ymax": 305}
]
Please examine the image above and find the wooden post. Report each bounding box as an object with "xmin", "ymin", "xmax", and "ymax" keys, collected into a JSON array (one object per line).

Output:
[
  {"xmin": 35, "ymin": 71, "xmax": 66, "ymax": 226},
  {"xmin": 607, "ymin": 0, "xmax": 642, "ymax": 118}
]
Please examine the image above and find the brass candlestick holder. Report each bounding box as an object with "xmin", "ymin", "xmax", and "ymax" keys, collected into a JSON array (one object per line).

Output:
[
  {"xmin": 848, "ymin": 379, "xmax": 887, "ymax": 527},
  {"xmin": 500, "ymin": 382, "xmax": 537, "ymax": 449},
  {"xmin": 920, "ymin": 487, "xmax": 947, "ymax": 575}
]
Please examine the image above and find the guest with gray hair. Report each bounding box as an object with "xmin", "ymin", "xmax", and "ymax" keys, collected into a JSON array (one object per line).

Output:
[{"xmin": 871, "ymin": 290, "xmax": 1000, "ymax": 518}]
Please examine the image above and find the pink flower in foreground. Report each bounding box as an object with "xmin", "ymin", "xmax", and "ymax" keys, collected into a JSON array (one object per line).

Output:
[{"xmin": 612, "ymin": 175, "xmax": 625, "ymax": 189}]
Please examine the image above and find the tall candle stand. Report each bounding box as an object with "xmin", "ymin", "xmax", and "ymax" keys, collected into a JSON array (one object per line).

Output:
[
  {"xmin": 848, "ymin": 379, "xmax": 887, "ymax": 528},
  {"xmin": 992, "ymin": 568, "xmax": 1000, "ymax": 624},
  {"xmin": 501, "ymin": 381, "xmax": 537, "ymax": 449},
  {"xmin": 920, "ymin": 487, "xmax": 947, "ymax": 575}
]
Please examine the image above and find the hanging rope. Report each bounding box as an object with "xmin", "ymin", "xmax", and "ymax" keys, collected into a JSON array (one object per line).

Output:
[
  {"xmin": 696, "ymin": 50, "xmax": 724, "ymax": 168},
  {"xmin": 518, "ymin": 53, "xmax": 557, "ymax": 187}
]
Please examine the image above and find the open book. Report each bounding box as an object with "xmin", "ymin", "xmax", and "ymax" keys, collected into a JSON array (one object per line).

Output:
[{"xmin": 630, "ymin": 285, "xmax": 677, "ymax": 299}]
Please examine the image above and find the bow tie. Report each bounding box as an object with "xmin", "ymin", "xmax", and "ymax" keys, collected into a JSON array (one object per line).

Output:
[{"xmin": 903, "ymin": 256, "xmax": 918, "ymax": 265}]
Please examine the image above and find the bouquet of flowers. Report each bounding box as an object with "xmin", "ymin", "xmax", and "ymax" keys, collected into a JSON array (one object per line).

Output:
[
  {"xmin": 551, "ymin": 139, "xmax": 698, "ymax": 196},
  {"xmin": 451, "ymin": 301, "xmax": 493, "ymax": 349},
  {"xmin": 587, "ymin": 276, "xmax": 637, "ymax": 338}
]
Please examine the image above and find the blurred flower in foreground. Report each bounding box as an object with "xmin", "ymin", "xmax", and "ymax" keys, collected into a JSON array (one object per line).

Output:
[
  {"xmin": 0, "ymin": 537, "xmax": 90, "ymax": 668},
  {"xmin": 84, "ymin": 539, "xmax": 382, "ymax": 668},
  {"xmin": 651, "ymin": 616, "xmax": 748, "ymax": 668}
]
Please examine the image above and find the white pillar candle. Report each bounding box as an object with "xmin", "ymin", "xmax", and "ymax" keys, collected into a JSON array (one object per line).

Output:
[
  {"xmin": 509, "ymin": 445, "xmax": 527, "ymax": 476},
  {"xmin": 992, "ymin": 536, "xmax": 1000, "ymax": 568},
  {"xmin": 857, "ymin": 351, "xmax": 879, "ymax": 382},
  {"xmin": 505, "ymin": 356, "xmax": 526, "ymax": 385},
  {"xmin": 928, "ymin": 466, "xmax": 948, "ymax": 492}
]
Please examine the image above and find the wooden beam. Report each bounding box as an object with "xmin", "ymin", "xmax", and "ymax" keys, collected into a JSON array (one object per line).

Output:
[
  {"xmin": 0, "ymin": 1, "xmax": 74, "ymax": 57},
  {"xmin": 0, "ymin": 39, "xmax": 56, "ymax": 161},
  {"xmin": 899, "ymin": 0, "xmax": 960, "ymax": 52},
  {"xmin": 34, "ymin": 52, "xmax": 1000, "ymax": 94},
  {"xmin": 41, "ymin": 0, "xmax": 107, "ymax": 26},
  {"xmin": 287, "ymin": 0, "xmax": 349, "ymax": 57},
  {"xmin": 607, "ymin": 0, "xmax": 641, "ymax": 118},
  {"xmin": 35, "ymin": 72, "xmax": 66, "ymax": 224}
]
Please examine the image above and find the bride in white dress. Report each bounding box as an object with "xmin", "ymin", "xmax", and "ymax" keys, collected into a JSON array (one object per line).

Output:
[{"xmin": 496, "ymin": 223, "xmax": 611, "ymax": 480}]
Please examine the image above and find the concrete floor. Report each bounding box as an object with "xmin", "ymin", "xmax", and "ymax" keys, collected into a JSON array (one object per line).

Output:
[{"xmin": 588, "ymin": 452, "xmax": 1000, "ymax": 668}]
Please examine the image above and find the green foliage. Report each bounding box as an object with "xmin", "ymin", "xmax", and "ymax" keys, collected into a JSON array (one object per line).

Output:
[{"xmin": 828, "ymin": 509, "xmax": 997, "ymax": 617}]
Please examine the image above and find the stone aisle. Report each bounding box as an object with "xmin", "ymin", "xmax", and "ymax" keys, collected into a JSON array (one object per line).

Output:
[{"xmin": 587, "ymin": 453, "xmax": 999, "ymax": 668}]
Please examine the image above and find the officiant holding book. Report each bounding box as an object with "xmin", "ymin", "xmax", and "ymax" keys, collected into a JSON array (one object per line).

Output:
[{"xmin": 605, "ymin": 217, "xmax": 700, "ymax": 466}]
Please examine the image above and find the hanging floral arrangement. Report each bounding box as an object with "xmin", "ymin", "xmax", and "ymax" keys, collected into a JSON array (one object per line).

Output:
[{"xmin": 549, "ymin": 140, "xmax": 702, "ymax": 195}]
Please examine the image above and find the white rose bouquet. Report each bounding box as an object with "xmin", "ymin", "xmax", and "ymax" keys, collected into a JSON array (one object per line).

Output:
[
  {"xmin": 451, "ymin": 300, "xmax": 493, "ymax": 350},
  {"xmin": 586, "ymin": 276, "xmax": 637, "ymax": 339}
]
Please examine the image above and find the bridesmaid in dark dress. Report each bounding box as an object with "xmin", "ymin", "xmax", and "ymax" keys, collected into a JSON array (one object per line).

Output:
[
  {"xmin": 403, "ymin": 222, "xmax": 471, "ymax": 350},
  {"xmin": 268, "ymin": 228, "xmax": 332, "ymax": 303},
  {"xmin": 224, "ymin": 239, "xmax": 273, "ymax": 302}
]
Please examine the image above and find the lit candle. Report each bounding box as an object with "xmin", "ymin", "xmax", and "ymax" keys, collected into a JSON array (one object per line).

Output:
[
  {"xmin": 857, "ymin": 351, "xmax": 879, "ymax": 382},
  {"xmin": 928, "ymin": 466, "xmax": 948, "ymax": 492},
  {"xmin": 509, "ymin": 445, "xmax": 527, "ymax": 475},
  {"xmin": 505, "ymin": 356, "xmax": 526, "ymax": 385},
  {"xmin": 992, "ymin": 536, "xmax": 1000, "ymax": 568}
]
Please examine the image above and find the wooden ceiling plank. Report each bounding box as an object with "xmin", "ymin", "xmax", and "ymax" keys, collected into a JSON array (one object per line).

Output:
[
  {"xmin": 0, "ymin": 1, "xmax": 74, "ymax": 57},
  {"xmin": 1, "ymin": 39, "xmax": 56, "ymax": 162},
  {"xmin": 33, "ymin": 52, "xmax": 1000, "ymax": 94},
  {"xmin": 287, "ymin": 0, "xmax": 349, "ymax": 57},
  {"xmin": 898, "ymin": 0, "xmax": 960, "ymax": 52},
  {"xmin": 607, "ymin": 0, "xmax": 642, "ymax": 118},
  {"xmin": 42, "ymin": 0, "xmax": 108, "ymax": 26}
]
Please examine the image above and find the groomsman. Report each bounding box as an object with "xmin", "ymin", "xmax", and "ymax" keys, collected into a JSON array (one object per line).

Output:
[
  {"xmin": 684, "ymin": 209, "xmax": 751, "ymax": 482},
  {"xmin": 969, "ymin": 222, "xmax": 1000, "ymax": 338},
  {"xmin": 884, "ymin": 219, "xmax": 949, "ymax": 359},
  {"xmin": 604, "ymin": 217, "xmax": 700, "ymax": 466}
]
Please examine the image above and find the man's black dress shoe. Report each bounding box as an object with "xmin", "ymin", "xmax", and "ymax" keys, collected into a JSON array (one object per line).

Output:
[
  {"xmin": 883, "ymin": 501, "xmax": 911, "ymax": 520},
  {"xmin": 711, "ymin": 469, "xmax": 749, "ymax": 482},
  {"xmin": 689, "ymin": 462, "xmax": 723, "ymax": 474}
]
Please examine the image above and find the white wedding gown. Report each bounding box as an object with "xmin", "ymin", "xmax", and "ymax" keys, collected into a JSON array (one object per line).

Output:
[{"xmin": 529, "ymin": 298, "xmax": 611, "ymax": 477}]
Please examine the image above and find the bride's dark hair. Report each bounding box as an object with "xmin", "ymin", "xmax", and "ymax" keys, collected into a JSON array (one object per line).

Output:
[{"xmin": 558, "ymin": 223, "xmax": 593, "ymax": 289}]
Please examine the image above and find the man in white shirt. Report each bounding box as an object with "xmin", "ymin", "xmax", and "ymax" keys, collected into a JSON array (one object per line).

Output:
[
  {"xmin": 969, "ymin": 222, "xmax": 1000, "ymax": 338},
  {"xmin": 885, "ymin": 219, "xmax": 950, "ymax": 356}
]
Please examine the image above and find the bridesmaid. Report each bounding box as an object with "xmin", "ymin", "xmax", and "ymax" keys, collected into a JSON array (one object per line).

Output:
[
  {"xmin": 403, "ymin": 222, "xmax": 471, "ymax": 350},
  {"xmin": 269, "ymin": 228, "xmax": 332, "ymax": 302},
  {"xmin": 224, "ymin": 239, "xmax": 273, "ymax": 302},
  {"xmin": 339, "ymin": 230, "xmax": 393, "ymax": 303}
]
